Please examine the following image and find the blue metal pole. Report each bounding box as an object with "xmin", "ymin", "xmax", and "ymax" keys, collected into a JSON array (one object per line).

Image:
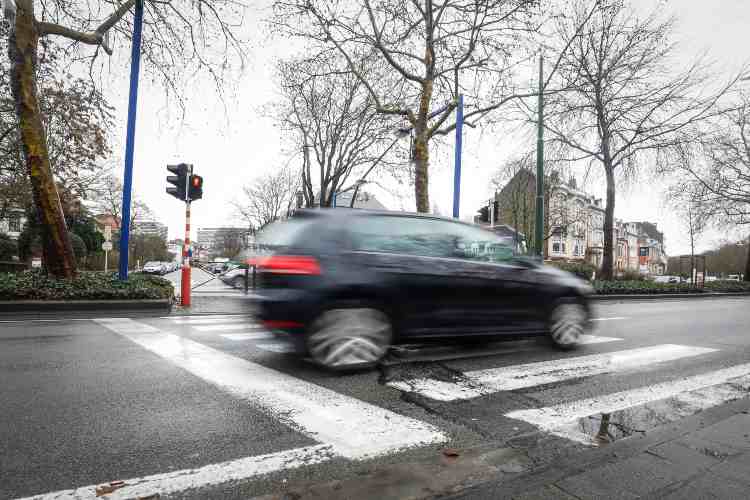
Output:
[
  {"xmin": 119, "ymin": 0, "xmax": 144, "ymax": 280},
  {"xmin": 452, "ymin": 94, "xmax": 464, "ymax": 218}
]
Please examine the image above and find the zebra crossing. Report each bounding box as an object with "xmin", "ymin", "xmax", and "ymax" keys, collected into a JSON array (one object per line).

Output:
[
  {"xmin": 24, "ymin": 313, "xmax": 747, "ymax": 500},
  {"xmin": 156, "ymin": 313, "xmax": 750, "ymax": 450}
]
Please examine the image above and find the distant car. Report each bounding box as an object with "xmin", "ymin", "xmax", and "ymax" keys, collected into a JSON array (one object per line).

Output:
[
  {"xmin": 143, "ymin": 261, "xmax": 167, "ymax": 275},
  {"xmin": 254, "ymin": 209, "xmax": 595, "ymax": 370},
  {"xmin": 727, "ymin": 274, "xmax": 742, "ymax": 281},
  {"xmin": 654, "ymin": 275, "xmax": 679, "ymax": 284},
  {"xmin": 221, "ymin": 264, "xmax": 250, "ymax": 289}
]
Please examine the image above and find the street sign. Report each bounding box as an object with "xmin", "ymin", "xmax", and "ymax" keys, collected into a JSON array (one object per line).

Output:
[
  {"xmin": 32, "ymin": 258, "xmax": 42, "ymax": 268},
  {"xmin": 104, "ymin": 225, "xmax": 112, "ymax": 242},
  {"xmin": 102, "ymin": 241, "xmax": 113, "ymax": 252}
]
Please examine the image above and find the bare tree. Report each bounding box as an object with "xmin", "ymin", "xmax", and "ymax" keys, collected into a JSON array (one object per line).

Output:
[
  {"xmin": 668, "ymin": 99, "xmax": 750, "ymax": 281},
  {"xmin": 275, "ymin": 57, "xmax": 401, "ymax": 208},
  {"xmin": 91, "ymin": 174, "xmax": 150, "ymax": 231},
  {"xmin": 272, "ymin": 0, "xmax": 556, "ymax": 213},
  {"xmin": 4, "ymin": 0, "xmax": 246, "ymax": 277},
  {"xmin": 232, "ymin": 166, "xmax": 299, "ymax": 233},
  {"xmin": 543, "ymin": 0, "xmax": 744, "ymax": 279}
]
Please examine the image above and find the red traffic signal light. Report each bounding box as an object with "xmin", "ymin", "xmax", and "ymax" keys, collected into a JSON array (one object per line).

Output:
[{"xmin": 189, "ymin": 174, "xmax": 203, "ymax": 201}]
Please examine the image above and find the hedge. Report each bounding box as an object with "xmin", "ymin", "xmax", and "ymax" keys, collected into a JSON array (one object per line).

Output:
[
  {"xmin": 0, "ymin": 270, "xmax": 174, "ymax": 301},
  {"xmin": 594, "ymin": 279, "xmax": 750, "ymax": 295}
]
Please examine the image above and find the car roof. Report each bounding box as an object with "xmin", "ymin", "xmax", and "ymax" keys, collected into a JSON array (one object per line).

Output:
[{"xmin": 293, "ymin": 208, "xmax": 477, "ymax": 226}]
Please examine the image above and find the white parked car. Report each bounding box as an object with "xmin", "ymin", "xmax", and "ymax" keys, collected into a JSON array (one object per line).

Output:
[{"xmin": 143, "ymin": 261, "xmax": 167, "ymax": 275}]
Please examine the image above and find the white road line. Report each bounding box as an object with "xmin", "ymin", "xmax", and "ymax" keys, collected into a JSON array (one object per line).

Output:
[
  {"xmin": 94, "ymin": 318, "xmax": 445, "ymax": 460},
  {"xmin": 505, "ymin": 363, "xmax": 750, "ymax": 434},
  {"xmin": 195, "ymin": 323, "xmax": 264, "ymax": 332},
  {"xmin": 18, "ymin": 444, "xmax": 334, "ymax": 500},
  {"xmin": 166, "ymin": 315, "xmax": 252, "ymax": 323},
  {"xmin": 579, "ymin": 334, "xmax": 623, "ymax": 344},
  {"xmin": 388, "ymin": 344, "xmax": 716, "ymax": 401},
  {"xmin": 220, "ymin": 332, "xmax": 273, "ymax": 341},
  {"xmin": 256, "ymin": 342, "xmax": 297, "ymax": 353},
  {"xmin": 590, "ymin": 317, "xmax": 628, "ymax": 321}
]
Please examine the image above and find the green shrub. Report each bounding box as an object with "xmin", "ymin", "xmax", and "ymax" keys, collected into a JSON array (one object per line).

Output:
[
  {"xmin": 549, "ymin": 261, "xmax": 597, "ymax": 280},
  {"xmin": 70, "ymin": 232, "xmax": 87, "ymax": 263},
  {"xmin": 617, "ymin": 270, "xmax": 646, "ymax": 281},
  {"xmin": 0, "ymin": 270, "xmax": 174, "ymax": 301},
  {"xmin": 594, "ymin": 280, "xmax": 700, "ymax": 295},
  {"xmin": 704, "ymin": 280, "xmax": 750, "ymax": 292}
]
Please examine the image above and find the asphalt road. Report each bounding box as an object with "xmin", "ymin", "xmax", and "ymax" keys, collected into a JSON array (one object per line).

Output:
[{"xmin": 1, "ymin": 297, "xmax": 749, "ymax": 499}]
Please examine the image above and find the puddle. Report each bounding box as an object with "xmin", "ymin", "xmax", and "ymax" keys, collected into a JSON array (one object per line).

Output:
[{"xmin": 552, "ymin": 379, "xmax": 750, "ymax": 446}]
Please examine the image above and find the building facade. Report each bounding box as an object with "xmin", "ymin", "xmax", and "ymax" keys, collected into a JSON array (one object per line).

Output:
[
  {"xmin": 196, "ymin": 227, "xmax": 254, "ymax": 251},
  {"xmin": 484, "ymin": 168, "xmax": 667, "ymax": 275},
  {"xmin": 133, "ymin": 220, "xmax": 168, "ymax": 240}
]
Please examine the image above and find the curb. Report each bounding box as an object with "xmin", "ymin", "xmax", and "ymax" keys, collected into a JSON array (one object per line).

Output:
[
  {"xmin": 0, "ymin": 299, "xmax": 172, "ymax": 317},
  {"xmin": 441, "ymin": 397, "xmax": 750, "ymax": 500},
  {"xmin": 592, "ymin": 292, "xmax": 750, "ymax": 301}
]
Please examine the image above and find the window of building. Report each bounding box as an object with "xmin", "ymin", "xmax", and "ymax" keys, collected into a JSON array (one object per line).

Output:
[{"xmin": 8, "ymin": 215, "xmax": 21, "ymax": 232}]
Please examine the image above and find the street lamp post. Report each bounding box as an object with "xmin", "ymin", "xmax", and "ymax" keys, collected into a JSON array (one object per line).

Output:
[
  {"xmin": 118, "ymin": 0, "xmax": 144, "ymax": 280},
  {"xmin": 534, "ymin": 54, "xmax": 545, "ymax": 260}
]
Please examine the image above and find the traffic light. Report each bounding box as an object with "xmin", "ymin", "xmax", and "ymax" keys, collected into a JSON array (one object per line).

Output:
[
  {"xmin": 189, "ymin": 175, "xmax": 203, "ymax": 201},
  {"xmin": 166, "ymin": 164, "xmax": 190, "ymax": 201}
]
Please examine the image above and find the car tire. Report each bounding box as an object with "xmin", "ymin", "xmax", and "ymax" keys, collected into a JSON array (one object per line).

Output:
[
  {"xmin": 231, "ymin": 276, "xmax": 246, "ymax": 289},
  {"xmin": 548, "ymin": 297, "xmax": 587, "ymax": 349},
  {"xmin": 306, "ymin": 305, "xmax": 392, "ymax": 370}
]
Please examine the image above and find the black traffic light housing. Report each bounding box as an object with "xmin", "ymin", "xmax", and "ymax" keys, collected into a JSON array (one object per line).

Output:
[
  {"xmin": 189, "ymin": 175, "xmax": 203, "ymax": 201},
  {"xmin": 166, "ymin": 163, "xmax": 190, "ymax": 201}
]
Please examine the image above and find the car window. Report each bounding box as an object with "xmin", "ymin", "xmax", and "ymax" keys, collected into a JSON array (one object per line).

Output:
[
  {"xmin": 351, "ymin": 215, "xmax": 515, "ymax": 262},
  {"xmin": 256, "ymin": 218, "xmax": 315, "ymax": 251}
]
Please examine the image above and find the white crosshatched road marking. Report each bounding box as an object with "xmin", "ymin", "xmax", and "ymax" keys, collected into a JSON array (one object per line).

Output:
[
  {"xmin": 590, "ymin": 316, "xmax": 628, "ymax": 321},
  {"xmin": 195, "ymin": 323, "xmax": 265, "ymax": 332},
  {"xmin": 94, "ymin": 318, "xmax": 445, "ymax": 461},
  {"xmin": 220, "ymin": 332, "xmax": 274, "ymax": 341},
  {"xmin": 505, "ymin": 364, "xmax": 750, "ymax": 442},
  {"xmin": 19, "ymin": 444, "xmax": 334, "ymax": 500},
  {"xmin": 388, "ymin": 344, "xmax": 716, "ymax": 401}
]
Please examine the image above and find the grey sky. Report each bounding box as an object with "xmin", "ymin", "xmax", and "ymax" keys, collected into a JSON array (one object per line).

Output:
[{"xmin": 99, "ymin": 0, "xmax": 748, "ymax": 255}]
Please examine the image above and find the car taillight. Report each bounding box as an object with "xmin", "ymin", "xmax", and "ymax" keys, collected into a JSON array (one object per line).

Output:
[{"xmin": 257, "ymin": 255, "xmax": 321, "ymax": 275}]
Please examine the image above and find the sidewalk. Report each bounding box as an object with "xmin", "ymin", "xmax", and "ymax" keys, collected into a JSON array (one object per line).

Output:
[{"xmin": 446, "ymin": 397, "xmax": 750, "ymax": 500}]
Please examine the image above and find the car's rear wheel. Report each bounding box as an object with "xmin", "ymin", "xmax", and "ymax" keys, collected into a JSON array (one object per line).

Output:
[
  {"xmin": 307, "ymin": 306, "xmax": 392, "ymax": 370},
  {"xmin": 548, "ymin": 298, "xmax": 587, "ymax": 349}
]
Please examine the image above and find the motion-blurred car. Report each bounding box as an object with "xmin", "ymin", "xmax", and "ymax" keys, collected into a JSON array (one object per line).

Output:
[
  {"xmin": 254, "ymin": 209, "xmax": 594, "ymax": 370},
  {"xmin": 143, "ymin": 261, "xmax": 167, "ymax": 275}
]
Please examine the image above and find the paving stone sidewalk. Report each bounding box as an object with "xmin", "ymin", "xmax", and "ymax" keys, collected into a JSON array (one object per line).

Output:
[{"xmin": 446, "ymin": 398, "xmax": 750, "ymax": 500}]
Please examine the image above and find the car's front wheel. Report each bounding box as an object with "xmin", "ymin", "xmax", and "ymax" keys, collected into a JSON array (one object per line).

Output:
[
  {"xmin": 307, "ymin": 306, "xmax": 392, "ymax": 370},
  {"xmin": 548, "ymin": 298, "xmax": 587, "ymax": 349}
]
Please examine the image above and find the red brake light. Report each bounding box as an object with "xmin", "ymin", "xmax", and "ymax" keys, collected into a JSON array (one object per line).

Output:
[{"xmin": 257, "ymin": 255, "xmax": 321, "ymax": 275}]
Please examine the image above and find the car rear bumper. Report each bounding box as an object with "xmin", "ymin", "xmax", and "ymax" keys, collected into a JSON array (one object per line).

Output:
[{"xmin": 255, "ymin": 288, "xmax": 317, "ymax": 337}]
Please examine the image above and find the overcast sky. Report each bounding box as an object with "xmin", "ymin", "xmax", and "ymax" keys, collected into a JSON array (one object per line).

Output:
[{"xmin": 98, "ymin": 0, "xmax": 748, "ymax": 255}]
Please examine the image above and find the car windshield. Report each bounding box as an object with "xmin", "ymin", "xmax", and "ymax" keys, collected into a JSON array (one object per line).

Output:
[
  {"xmin": 144, "ymin": 262, "xmax": 160, "ymax": 267},
  {"xmin": 255, "ymin": 218, "xmax": 314, "ymax": 252}
]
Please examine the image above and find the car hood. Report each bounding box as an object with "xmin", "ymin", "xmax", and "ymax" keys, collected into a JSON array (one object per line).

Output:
[{"xmin": 533, "ymin": 265, "xmax": 594, "ymax": 295}]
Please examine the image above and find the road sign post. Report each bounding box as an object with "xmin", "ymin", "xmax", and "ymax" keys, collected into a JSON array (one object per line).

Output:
[{"xmin": 102, "ymin": 241, "xmax": 113, "ymax": 273}]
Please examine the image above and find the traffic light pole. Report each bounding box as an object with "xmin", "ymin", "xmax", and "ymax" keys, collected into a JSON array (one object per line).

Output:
[{"xmin": 181, "ymin": 200, "xmax": 192, "ymax": 307}]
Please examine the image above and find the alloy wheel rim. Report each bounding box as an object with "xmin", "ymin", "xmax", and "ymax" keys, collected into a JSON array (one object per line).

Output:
[
  {"xmin": 551, "ymin": 303, "xmax": 585, "ymax": 346},
  {"xmin": 308, "ymin": 308, "xmax": 391, "ymax": 368}
]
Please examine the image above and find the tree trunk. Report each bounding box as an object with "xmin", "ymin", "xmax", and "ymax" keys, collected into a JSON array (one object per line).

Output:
[
  {"xmin": 413, "ymin": 79, "xmax": 433, "ymax": 213},
  {"xmin": 601, "ymin": 166, "xmax": 616, "ymax": 280},
  {"xmin": 8, "ymin": 1, "xmax": 76, "ymax": 278},
  {"xmin": 744, "ymin": 235, "xmax": 750, "ymax": 282}
]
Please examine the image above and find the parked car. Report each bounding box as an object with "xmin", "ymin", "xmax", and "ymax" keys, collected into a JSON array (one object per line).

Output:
[
  {"xmin": 254, "ymin": 209, "xmax": 594, "ymax": 370},
  {"xmin": 653, "ymin": 275, "xmax": 679, "ymax": 284},
  {"xmin": 727, "ymin": 274, "xmax": 742, "ymax": 281},
  {"xmin": 143, "ymin": 261, "xmax": 167, "ymax": 275},
  {"xmin": 221, "ymin": 264, "xmax": 250, "ymax": 289}
]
